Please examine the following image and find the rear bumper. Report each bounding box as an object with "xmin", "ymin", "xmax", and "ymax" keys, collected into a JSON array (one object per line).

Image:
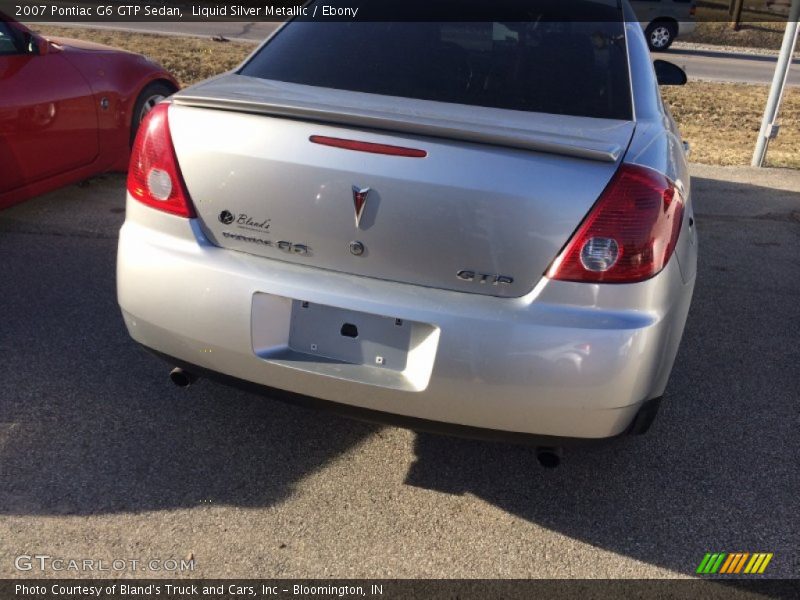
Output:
[
  {"xmin": 147, "ymin": 346, "xmax": 663, "ymax": 446},
  {"xmin": 117, "ymin": 199, "xmax": 695, "ymax": 439}
]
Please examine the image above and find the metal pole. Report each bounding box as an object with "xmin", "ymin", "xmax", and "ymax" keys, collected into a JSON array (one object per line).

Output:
[{"xmin": 752, "ymin": 0, "xmax": 800, "ymax": 167}]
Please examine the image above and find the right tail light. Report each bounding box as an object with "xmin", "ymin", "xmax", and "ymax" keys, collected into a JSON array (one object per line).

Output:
[{"xmin": 547, "ymin": 164, "xmax": 685, "ymax": 284}]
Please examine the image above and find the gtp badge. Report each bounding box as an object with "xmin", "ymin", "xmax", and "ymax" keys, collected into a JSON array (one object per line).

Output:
[{"xmin": 352, "ymin": 186, "xmax": 370, "ymax": 228}]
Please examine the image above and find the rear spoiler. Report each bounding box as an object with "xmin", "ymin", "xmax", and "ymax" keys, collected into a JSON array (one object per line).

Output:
[{"xmin": 173, "ymin": 76, "xmax": 633, "ymax": 163}]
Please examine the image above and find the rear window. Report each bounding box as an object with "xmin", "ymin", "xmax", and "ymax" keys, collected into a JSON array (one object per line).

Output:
[{"xmin": 240, "ymin": 16, "xmax": 632, "ymax": 120}]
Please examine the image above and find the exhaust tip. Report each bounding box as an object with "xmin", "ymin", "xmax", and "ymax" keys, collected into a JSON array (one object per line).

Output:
[
  {"xmin": 169, "ymin": 367, "xmax": 198, "ymax": 388},
  {"xmin": 536, "ymin": 447, "xmax": 562, "ymax": 469}
]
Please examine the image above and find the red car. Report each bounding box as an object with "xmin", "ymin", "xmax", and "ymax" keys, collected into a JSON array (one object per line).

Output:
[{"xmin": 0, "ymin": 15, "xmax": 179, "ymax": 209}]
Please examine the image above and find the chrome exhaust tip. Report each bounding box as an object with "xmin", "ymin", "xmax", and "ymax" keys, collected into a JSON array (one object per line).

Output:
[{"xmin": 169, "ymin": 367, "xmax": 198, "ymax": 388}]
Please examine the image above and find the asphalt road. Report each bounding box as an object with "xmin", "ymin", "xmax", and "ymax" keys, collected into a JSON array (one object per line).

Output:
[
  {"xmin": 669, "ymin": 46, "xmax": 800, "ymax": 86},
  {"xmin": 0, "ymin": 165, "xmax": 798, "ymax": 579},
  {"xmin": 38, "ymin": 21, "xmax": 800, "ymax": 86}
]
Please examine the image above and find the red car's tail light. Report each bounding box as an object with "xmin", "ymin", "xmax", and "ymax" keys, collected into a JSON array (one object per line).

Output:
[
  {"xmin": 547, "ymin": 164, "xmax": 684, "ymax": 284},
  {"xmin": 127, "ymin": 103, "xmax": 195, "ymax": 218}
]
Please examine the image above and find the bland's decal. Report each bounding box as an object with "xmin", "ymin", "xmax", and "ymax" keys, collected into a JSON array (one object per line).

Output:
[{"xmin": 218, "ymin": 210, "xmax": 271, "ymax": 233}]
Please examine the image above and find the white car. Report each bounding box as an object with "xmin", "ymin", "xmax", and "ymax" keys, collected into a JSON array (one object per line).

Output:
[{"xmin": 631, "ymin": 0, "xmax": 698, "ymax": 50}]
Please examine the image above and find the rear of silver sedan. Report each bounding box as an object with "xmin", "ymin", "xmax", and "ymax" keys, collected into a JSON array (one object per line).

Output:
[{"xmin": 117, "ymin": 6, "xmax": 697, "ymax": 444}]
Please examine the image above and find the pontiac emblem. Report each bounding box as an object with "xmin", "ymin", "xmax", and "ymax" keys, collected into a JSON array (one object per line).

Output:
[{"xmin": 352, "ymin": 186, "xmax": 370, "ymax": 228}]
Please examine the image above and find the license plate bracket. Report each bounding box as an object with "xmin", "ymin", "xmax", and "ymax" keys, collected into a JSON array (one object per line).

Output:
[{"xmin": 288, "ymin": 300, "xmax": 411, "ymax": 372}]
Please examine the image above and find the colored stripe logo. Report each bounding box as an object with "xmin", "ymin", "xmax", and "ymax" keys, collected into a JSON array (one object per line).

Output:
[{"xmin": 696, "ymin": 553, "xmax": 773, "ymax": 574}]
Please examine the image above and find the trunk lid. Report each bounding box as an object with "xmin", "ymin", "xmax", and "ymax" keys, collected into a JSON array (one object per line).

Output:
[{"xmin": 169, "ymin": 75, "xmax": 635, "ymax": 298}]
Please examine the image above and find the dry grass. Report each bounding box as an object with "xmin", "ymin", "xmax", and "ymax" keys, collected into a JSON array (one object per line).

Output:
[
  {"xmin": 32, "ymin": 25, "xmax": 254, "ymax": 85},
  {"xmin": 686, "ymin": 1, "xmax": 791, "ymax": 50},
  {"xmin": 685, "ymin": 21, "xmax": 790, "ymax": 50},
  {"xmin": 663, "ymin": 82, "xmax": 800, "ymax": 168},
  {"xmin": 32, "ymin": 26, "xmax": 800, "ymax": 168}
]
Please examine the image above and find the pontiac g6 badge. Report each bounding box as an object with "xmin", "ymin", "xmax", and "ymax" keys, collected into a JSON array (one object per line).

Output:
[{"xmin": 352, "ymin": 186, "xmax": 370, "ymax": 228}]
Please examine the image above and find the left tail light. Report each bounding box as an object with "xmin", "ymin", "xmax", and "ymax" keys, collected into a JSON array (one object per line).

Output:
[{"xmin": 127, "ymin": 103, "xmax": 195, "ymax": 218}]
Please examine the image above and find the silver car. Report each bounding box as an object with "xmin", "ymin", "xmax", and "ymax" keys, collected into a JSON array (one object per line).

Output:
[{"xmin": 117, "ymin": 1, "xmax": 697, "ymax": 459}]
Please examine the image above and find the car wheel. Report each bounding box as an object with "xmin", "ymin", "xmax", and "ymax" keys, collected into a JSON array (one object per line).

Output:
[
  {"xmin": 130, "ymin": 81, "xmax": 175, "ymax": 145},
  {"xmin": 645, "ymin": 21, "xmax": 677, "ymax": 52}
]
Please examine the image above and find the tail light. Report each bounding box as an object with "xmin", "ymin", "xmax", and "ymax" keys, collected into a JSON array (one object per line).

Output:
[
  {"xmin": 689, "ymin": 5, "xmax": 697, "ymax": 17},
  {"xmin": 547, "ymin": 164, "xmax": 684, "ymax": 284},
  {"xmin": 127, "ymin": 103, "xmax": 195, "ymax": 218}
]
